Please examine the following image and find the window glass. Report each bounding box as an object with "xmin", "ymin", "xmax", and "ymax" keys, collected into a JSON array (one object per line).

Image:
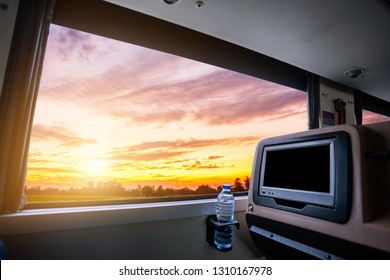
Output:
[
  {"xmin": 362, "ymin": 110, "xmax": 390, "ymax": 124},
  {"xmin": 25, "ymin": 24, "xmax": 307, "ymax": 204}
]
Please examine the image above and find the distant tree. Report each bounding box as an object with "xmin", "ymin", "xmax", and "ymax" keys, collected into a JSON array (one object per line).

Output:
[
  {"xmin": 25, "ymin": 186, "xmax": 41, "ymax": 194},
  {"xmin": 126, "ymin": 184, "xmax": 142, "ymax": 196},
  {"xmin": 93, "ymin": 180, "xmax": 125, "ymax": 195},
  {"xmin": 232, "ymin": 177, "xmax": 245, "ymax": 192},
  {"xmin": 164, "ymin": 187, "xmax": 175, "ymax": 196},
  {"xmin": 24, "ymin": 176, "xmax": 252, "ymax": 198},
  {"xmin": 195, "ymin": 184, "xmax": 217, "ymax": 194},
  {"xmin": 178, "ymin": 187, "xmax": 196, "ymax": 195},
  {"xmin": 63, "ymin": 187, "xmax": 78, "ymax": 195},
  {"xmin": 243, "ymin": 176, "xmax": 250, "ymax": 190},
  {"xmin": 155, "ymin": 185, "xmax": 165, "ymax": 197},
  {"xmin": 141, "ymin": 185, "xmax": 155, "ymax": 197}
]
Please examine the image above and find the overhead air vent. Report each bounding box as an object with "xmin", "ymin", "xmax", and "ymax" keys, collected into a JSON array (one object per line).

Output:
[
  {"xmin": 344, "ymin": 68, "xmax": 365, "ymax": 79},
  {"xmin": 162, "ymin": 0, "xmax": 180, "ymax": 5}
]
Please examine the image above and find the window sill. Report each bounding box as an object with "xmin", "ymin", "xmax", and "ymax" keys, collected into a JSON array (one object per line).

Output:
[{"xmin": 0, "ymin": 196, "xmax": 248, "ymax": 236}]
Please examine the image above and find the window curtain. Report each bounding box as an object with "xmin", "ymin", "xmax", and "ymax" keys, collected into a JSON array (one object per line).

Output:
[
  {"xmin": 306, "ymin": 72, "xmax": 320, "ymax": 129},
  {"xmin": 0, "ymin": 0, "xmax": 55, "ymax": 213}
]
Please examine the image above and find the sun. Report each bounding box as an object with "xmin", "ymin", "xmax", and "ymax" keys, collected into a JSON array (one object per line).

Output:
[{"xmin": 85, "ymin": 159, "xmax": 109, "ymax": 175}]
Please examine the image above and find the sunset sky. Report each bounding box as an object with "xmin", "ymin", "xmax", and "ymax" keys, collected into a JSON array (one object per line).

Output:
[{"xmin": 26, "ymin": 24, "xmax": 308, "ymax": 190}]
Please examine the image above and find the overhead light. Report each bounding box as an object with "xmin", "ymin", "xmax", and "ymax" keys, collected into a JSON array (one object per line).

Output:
[
  {"xmin": 344, "ymin": 68, "xmax": 365, "ymax": 79},
  {"xmin": 162, "ymin": 0, "xmax": 180, "ymax": 4},
  {"xmin": 196, "ymin": 1, "xmax": 204, "ymax": 8}
]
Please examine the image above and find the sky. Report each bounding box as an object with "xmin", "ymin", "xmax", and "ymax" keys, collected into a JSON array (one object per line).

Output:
[
  {"xmin": 26, "ymin": 24, "xmax": 308, "ymax": 190},
  {"xmin": 362, "ymin": 110, "xmax": 390, "ymax": 124}
]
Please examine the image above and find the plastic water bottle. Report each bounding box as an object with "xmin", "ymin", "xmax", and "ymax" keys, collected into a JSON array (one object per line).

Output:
[{"xmin": 214, "ymin": 184, "xmax": 235, "ymax": 251}]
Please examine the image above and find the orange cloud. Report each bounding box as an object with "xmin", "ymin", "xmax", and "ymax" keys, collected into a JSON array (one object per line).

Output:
[
  {"xmin": 183, "ymin": 160, "xmax": 223, "ymax": 170},
  {"xmin": 208, "ymin": 155, "xmax": 224, "ymax": 160},
  {"xmin": 111, "ymin": 150, "xmax": 189, "ymax": 162},
  {"xmin": 28, "ymin": 166, "xmax": 77, "ymax": 173},
  {"xmin": 31, "ymin": 124, "xmax": 97, "ymax": 146}
]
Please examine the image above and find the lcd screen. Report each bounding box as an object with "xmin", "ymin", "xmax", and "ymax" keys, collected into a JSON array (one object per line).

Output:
[{"xmin": 263, "ymin": 144, "xmax": 330, "ymax": 193}]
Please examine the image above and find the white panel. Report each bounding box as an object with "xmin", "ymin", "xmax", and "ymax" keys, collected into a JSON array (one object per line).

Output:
[
  {"xmin": 0, "ymin": 196, "xmax": 248, "ymax": 235},
  {"xmin": 319, "ymin": 79, "xmax": 355, "ymax": 128}
]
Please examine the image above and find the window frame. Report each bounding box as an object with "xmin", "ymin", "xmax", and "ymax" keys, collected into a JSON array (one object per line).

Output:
[{"xmin": 22, "ymin": 0, "xmax": 311, "ymax": 209}]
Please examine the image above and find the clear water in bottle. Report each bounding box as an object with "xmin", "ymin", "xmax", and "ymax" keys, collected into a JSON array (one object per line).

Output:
[{"xmin": 214, "ymin": 184, "xmax": 234, "ymax": 251}]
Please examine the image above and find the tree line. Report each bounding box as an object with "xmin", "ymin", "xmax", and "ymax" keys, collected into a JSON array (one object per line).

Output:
[{"xmin": 25, "ymin": 176, "xmax": 250, "ymax": 197}]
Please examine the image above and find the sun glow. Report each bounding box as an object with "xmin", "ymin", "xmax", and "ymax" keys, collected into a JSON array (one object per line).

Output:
[{"xmin": 85, "ymin": 159, "xmax": 109, "ymax": 176}]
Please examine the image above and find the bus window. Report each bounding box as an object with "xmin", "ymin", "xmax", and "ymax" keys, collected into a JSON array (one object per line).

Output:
[{"xmin": 25, "ymin": 24, "xmax": 307, "ymax": 206}]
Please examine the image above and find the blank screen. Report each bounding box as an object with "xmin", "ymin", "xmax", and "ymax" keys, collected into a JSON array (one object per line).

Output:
[{"xmin": 263, "ymin": 145, "xmax": 330, "ymax": 193}]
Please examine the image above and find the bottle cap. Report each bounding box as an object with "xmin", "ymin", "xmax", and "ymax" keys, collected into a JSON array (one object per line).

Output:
[{"xmin": 222, "ymin": 184, "xmax": 231, "ymax": 189}]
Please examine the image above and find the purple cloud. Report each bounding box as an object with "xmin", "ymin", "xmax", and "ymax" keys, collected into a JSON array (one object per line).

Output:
[
  {"xmin": 125, "ymin": 136, "xmax": 259, "ymax": 153},
  {"xmin": 40, "ymin": 25, "xmax": 307, "ymax": 128}
]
